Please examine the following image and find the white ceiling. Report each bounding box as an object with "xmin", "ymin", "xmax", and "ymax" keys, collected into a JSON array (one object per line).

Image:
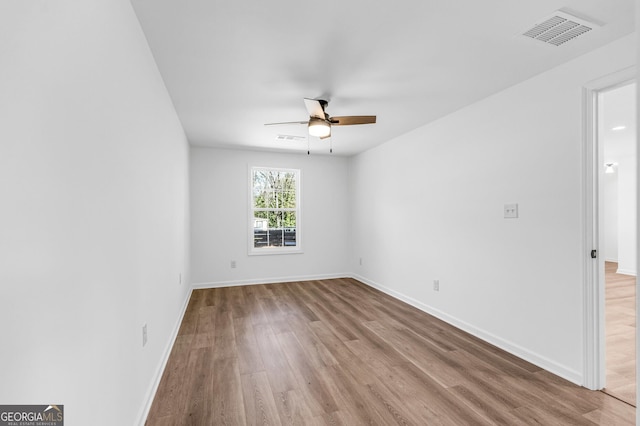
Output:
[{"xmin": 131, "ymin": 0, "xmax": 635, "ymax": 156}]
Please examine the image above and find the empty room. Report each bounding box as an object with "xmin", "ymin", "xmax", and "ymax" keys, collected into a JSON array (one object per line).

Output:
[{"xmin": 1, "ymin": 1, "xmax": 639, "ymax": 425}]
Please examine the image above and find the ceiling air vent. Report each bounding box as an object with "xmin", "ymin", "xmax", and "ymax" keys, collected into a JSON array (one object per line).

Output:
[
  {"xmin": 275, "ymin": 134, "xmax": 306, "ymax": 142},
  {"xmin": 523, "ymin": 11, "xmax": 600, "ymax": 46}
]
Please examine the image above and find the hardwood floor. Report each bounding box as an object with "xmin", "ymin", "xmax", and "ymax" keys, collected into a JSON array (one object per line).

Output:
[
  {"xmin": 604, "ymin": 261, "xmax": 636, "ymax": 406},
  {"xmin": 146, "ymin": 278, "xmax": 635, "ymax": 425}
]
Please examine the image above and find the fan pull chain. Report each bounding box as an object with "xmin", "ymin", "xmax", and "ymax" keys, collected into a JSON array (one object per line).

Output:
[
  {"xmin": 330, "ymin": 137, "xmax": 333, "ymax": 154},
  {"xmin": 307, "ymin": 137, "xmax": 310, "ymax": 155}
]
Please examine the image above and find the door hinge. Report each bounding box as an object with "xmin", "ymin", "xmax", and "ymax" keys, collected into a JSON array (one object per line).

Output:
[{"xmin": 591, "ymin": 249, "xmax": 597, "ymax": 259}]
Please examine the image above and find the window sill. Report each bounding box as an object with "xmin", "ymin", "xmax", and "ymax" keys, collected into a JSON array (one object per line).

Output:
[{"xmin": 248, "ymin": 247, "xmax": 304, "ymax": 256}]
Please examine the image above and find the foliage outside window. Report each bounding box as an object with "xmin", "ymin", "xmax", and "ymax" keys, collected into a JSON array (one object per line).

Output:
[{"xmin": 250, "ymin": 167, "xmax": 301, "ymax": 254}]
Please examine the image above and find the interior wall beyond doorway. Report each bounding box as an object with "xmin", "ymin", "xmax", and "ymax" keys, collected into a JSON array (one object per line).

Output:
[
  {"xmin": 601, "ymin": 83, "xmax": 638, "ymax": 276},
  {"xmin": 604, "ymin": 172, "xmax": 619, "ymax": 262}
]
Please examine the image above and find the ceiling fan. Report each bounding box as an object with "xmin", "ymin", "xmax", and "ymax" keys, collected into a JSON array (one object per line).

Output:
[{"xmin": 264, "ymin": 98, "xmax": 376, "ymax": 140}]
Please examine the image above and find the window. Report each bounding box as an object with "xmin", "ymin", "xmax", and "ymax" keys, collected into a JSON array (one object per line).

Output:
[{"xmin": 249, "ymin": 167, "xmax": 301, "ymax": 254}]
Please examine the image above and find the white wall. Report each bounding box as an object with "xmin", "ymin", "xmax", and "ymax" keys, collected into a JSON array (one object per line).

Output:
[
  {"xmin": 0, "ymin": 2, "xmax": 190, "ymax": 425},
  {"xmin": 349, "ymin": 34, "xmax": 637, "ymax": 385},
  {"xmin": 617, "ymin": 154, "xmax": 638, "ymax": 275},
  {"xmin": 604, "ymin": 173, "xmax": 619, "ymax": 262},
  {"xmin": 191, "ymin": 147, "xmax": 349, "ymax": 286},
  {"xmin": 602, "ymin": 84, "xmax": 637, "ymax": 274}
]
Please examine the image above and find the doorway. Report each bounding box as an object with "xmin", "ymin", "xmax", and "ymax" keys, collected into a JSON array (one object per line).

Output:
[
  {"xmin": 599, "ymin": 82, "xmax": 637, "ymax": 405},
  {"xmin": 582, "ymin": 67, "xmax": 636, "ymax": 397}
]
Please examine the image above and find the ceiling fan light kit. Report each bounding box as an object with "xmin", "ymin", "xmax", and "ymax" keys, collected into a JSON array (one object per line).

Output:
[{"xmin": 308, "ymin": 117, "xmax": 331, "ymax": 138}]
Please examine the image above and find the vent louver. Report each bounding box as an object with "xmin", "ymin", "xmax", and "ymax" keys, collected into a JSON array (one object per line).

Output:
[
  {"xmin": 523, "ymin": 11, "xmax": 600, "ymax": 46},
  {"xmin": 275, "ymin": 134, "xmax": 306, "ymax": 142}
]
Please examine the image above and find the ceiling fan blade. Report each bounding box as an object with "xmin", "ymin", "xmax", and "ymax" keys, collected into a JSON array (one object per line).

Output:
[
  {"xmin": 264, "ymin": 121, "xmax": 309, "ymax": 126},
  {"xmin": 330, "ymin": 116, "xmax": 376, "ymax": 126},
  {"xmin": 304, "ymin": 98, "xmax": 326, "ymax": 119}
]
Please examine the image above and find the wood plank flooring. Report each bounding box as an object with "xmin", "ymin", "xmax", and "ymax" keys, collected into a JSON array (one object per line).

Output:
[
  {"xmin": 604, "ymin": 261, "xmax": 636, "ymax": 406},
  {"xmin": 146, "ymin": 278, "xmax": 635, "ymax": 425}
]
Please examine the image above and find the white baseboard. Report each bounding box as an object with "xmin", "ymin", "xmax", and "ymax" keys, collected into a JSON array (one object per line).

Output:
[
  {"xmin": 136, "ymin": 288, "xmax": 193, "ymax": 426},
  {"xmin": 605, "ymin": 257, "xmax": 618, "ymax": 263},
  {"xmin": 616, "ymin": 268, "xmax": 637, "ymax": 276},
  {"xmin": 192, "ymin": 272, "xmax": 350, "ymax": 289},
  {"xmin": 350, "ymin": 273, "xmax": 582, "ymax": 386}
]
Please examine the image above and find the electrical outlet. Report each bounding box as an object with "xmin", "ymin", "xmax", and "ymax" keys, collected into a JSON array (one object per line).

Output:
[
  {"xmin": 230, "ymin": 260, "xmax": 236, "ymax": 269},
  {"xmin": 433, "ymin": 280, "xmax": 439, "ymax": 292},
  {"xmin": 359, "ymin": 257, "xmax": 363, "ymax": 266},
  {"xmin": 504, "ymin": 203, "xmax": 518, "ymax": 218},
  {"xmin": 142, "ymin": 324, "xmax": 148, "ymax": 347}
]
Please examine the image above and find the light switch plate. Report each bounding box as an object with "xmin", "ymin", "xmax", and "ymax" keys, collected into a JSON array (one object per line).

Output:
[{"xmin": 504, "ymin": 203, "xmax": 518, "ymax": 218}]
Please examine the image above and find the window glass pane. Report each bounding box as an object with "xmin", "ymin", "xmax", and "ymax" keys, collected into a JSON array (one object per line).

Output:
[
  {"xmin": 250, "ymin": 167, "xmax": 299, "ymax": 253},
  {"xmin": 280, "ymin": 189, "xmax": 296, "ymax": 208},
  {"xmin": 252, "ymin": 211, "xmax": 298, "ymax": 248},
  {"xmin": 282, "ymin": 172, "xmax": 296, "ymax": 208},
  {"xmin": 253, "ymin": 211, "xmax": 268, "ymax": 227},
  {"xmin": 272, "ymin": 211, "xmax": 283, "ymax": 229},
  {"xmin": 265, "ymin": 190, "xmax": 277, "ymax": 209},
  {"xmin": 284, "ymin": 228, "xmax": 296, "ymax": 247},
  {"xmin": 282, "ymin": 211, "xmax": 296, "ymax": 228},
  {"xmin": 267, "ymin": 229, "xmax": 284, "ymax": 247},
  {"xmin": 270, "ymin": 172, "xmax": 282, "ymax": 191},
  {"xmin": 266, "ymin": 171, "xmax": 279, "ymax": 191},
  {"xmin": 252, "ymin": 170, "xmax": 267, "ymax": 208},
  {"xmin": 267, "ymin": 211, "xmax": 282, "ymax": 247},
  {"xmin": 283, "ymin": 212, "xmax": 296, "ymax": 246},
  {"xmin": 253, "ymin": 210, "xmax": 268, "ymax": 248}
]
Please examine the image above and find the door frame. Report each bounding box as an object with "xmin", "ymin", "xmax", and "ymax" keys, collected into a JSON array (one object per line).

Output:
[{"xmin": 582, "ymin": 66, "xmax": 636, "ymax": 390}]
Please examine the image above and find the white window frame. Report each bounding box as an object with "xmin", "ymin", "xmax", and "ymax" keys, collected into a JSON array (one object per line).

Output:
[{"xmin": 248, "ymin": 166, "xmax": 302, "ymax": 255}]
